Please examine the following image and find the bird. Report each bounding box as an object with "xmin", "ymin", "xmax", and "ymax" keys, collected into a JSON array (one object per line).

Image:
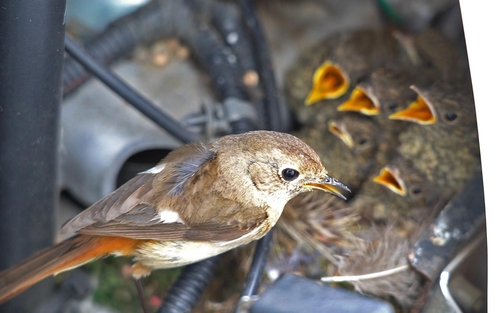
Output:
[
  {"xmin": 410, "ymin": 28, "xmax": 470, "ymax": 84},
  {"xmin": 295, "ymin": 113, "xmax": 385, "ymax": 193},
  {"xmin": 388, "ymin": 79, "xmax": 481, "ymax": 199},
  {"xmin": 346, "ymin": 153, "xmax": 444, "ymax": 228},
  {"xmin": 284, "ymin": 29, "xmax": 413, "ymax": 126},
  {"xmin": 335, "ymin": 27, "xmax": 468, "ymax": 121},
  {"xmin": 336, "ymin": 67, "xmax": 415, "ymax": 134},
  {"xmin": 325, "ymin": 154, "xmax": 446, "ymax": 311},
  {"xmin": 334, "ymin": 224, "xmax": 428, "ymax": 312},
  {"xmin": 0, "ymin": 130, "xmax": 350, "ymax": 305},
  {"xmin": 275, "ymin": 154, "xmax": 443, "ymax": 311},
  {"xmin": 270, "ymin": 114, "xmax": 402, "ymax": 278}
]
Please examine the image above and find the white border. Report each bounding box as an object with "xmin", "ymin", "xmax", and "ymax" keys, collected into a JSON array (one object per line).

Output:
[{"xmin": 460, "ymin": 1, "xmax": 499, "ymax": 311}]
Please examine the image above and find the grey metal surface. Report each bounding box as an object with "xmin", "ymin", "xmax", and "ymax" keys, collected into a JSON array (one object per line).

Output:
[
  {"xmin": 249, "ymin": 274, "xmax": 395, "ymax": 313},
  {"xmin": 409, "ymin": 168, "xmax": 485, "ymax": 282},
  {"xmin": 421, "ymin": 231, "xmax": 486, "ymax": 313},
  {"xmin": 61, "ymin": 58, "xmax": 215, "ymax": 205}
]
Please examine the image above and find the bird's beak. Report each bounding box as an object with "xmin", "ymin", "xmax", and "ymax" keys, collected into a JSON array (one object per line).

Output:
[
  {"xmin": 388, "ymin": 85, "xmax": 437, "ymax": 125},
  {"xmin": 328, "ymin": 121, "xmax": 354, "ymax": 148},
  {"xmin": 304, "ymin": 175, "xmax": 351, "ymax": 200},
  {"xmin": 372, "ymin": 165, "xmax": 407, "ymax": 196},
  {"xmin": 337, "ymin": 86, "xmax": 380, "ymax": 115},
  {"xmin": 305, "ymin": 61, "xmax": 350, "ymax": 105}
]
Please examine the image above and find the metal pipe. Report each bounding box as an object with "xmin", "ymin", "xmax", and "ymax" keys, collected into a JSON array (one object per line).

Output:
[{"xmin": 0, "ymin": 0, "xmax": 66, "ymax": 312}]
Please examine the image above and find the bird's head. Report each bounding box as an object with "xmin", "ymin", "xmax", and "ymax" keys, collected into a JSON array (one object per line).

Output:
[{"xmin": 213, "ymin": 131, "xmax": 350, "ymax": 212}]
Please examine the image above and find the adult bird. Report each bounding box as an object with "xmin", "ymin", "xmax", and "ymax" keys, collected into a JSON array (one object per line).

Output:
[{"xmin": 0, "ymin": 131, "xmax": 350, "ymax": 306}]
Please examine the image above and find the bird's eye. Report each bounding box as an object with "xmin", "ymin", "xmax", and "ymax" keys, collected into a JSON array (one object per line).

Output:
[
  {"xmin": 388, "ymin": 102, "xmax": 398, "ymax": 111},
  {"xmin": 425, "ymin": 60, "xmax": 435, "ymax": 68},
  {"xmin": 444, "ymin": 112, "xmax": 458, "ymax": 122},
  {"xmin": 357, "ymin": 138, "xmax": 367, "ymax": 146},
  {"xmin": 411, "ymin": 187, "xmax": 422, "ymax": 195},
  {"xmin": 281, "ymin": 168, "xmax": 300, "ymax": 181}
]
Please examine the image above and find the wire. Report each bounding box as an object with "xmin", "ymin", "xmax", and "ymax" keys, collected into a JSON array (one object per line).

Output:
[
  {"xmin": 239, "ymin": 0, "xmax": 284, "ymax": 132},
  {"xmin": 64, "ymin": 35, "xmax": 200, "ymax": 144}
]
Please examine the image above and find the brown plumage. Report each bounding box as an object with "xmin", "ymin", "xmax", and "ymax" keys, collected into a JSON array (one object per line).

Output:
[
  {"xmin": 389, "ymin": 79, "xmax": 480, "ymax": 200},
  {"xmin": 325, "ymin": 154, "xmax": 445, "ymax": 311},
  {"xmin": 284, "ymin": 29, "xmax": 413, "ymax": 125},
  {"xmin": 336, "ymin": 67, "xmax": 415, "ymax": 134},
  {"xmin": 410, "ymin": 28, "xmax": 470, "ymax": 83},
  {"xmin": 348, "ymin": 153, "xmax": 444, "ymax": 225},
  {"xmin": 336, "ymin": 224, "xmax": 427, "ymax": 311},
  {"xmin": 275, "ymin": 154, "xmax": 442, "ymax": 311},
  {"xmin": 295, "ymin": 113, "xmax": 394, "ymax": 193},
  {"xmin": 0, "ymin": 130, "xmax": 350, "ymax": 304}
]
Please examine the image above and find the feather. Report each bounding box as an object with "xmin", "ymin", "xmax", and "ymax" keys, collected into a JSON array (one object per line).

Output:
[{"xmin": 58, "ymin": 142, "xmax": 216, "ymax": 240}]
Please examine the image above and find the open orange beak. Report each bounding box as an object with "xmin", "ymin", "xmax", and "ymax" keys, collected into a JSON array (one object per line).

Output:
[
  {"xmin": 372, "ymin": 166, "xmax": 407, "ymax": 196},
  {"xmin": 304, "ymin": 175, "xmax": 351, "ymax": 200},
  {"xmin": 337, "ymin": 86, "xmax": 380, "ymax": 116},
  {"xmin": 388, "ymin": 85, "xmax": 437, "ymax": 125},
  {"xmin": 305, "ymin": 61, "xmax": 350, "ymax": 105},
  {"xmin": 328, "ymin": 121, "xmax": 354, "ymax": 148}
]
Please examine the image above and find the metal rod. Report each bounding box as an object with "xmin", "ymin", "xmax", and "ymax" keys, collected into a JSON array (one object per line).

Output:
[{"xmin": 64, "ymin": 35, "xmax": 200, "ymax": 144}]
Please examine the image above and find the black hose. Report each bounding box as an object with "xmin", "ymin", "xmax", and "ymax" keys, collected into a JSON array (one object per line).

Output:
[
  {"xmin": 188, "ymin": 0, "xmax": 257, "ymax": 77},
  {"xmin": 158, "ymin": 256, "xmax": 220, "ymax": 313},
  {"xmin": 63, "ymin": 0, "xmax": 177, "ymax": 95},
  {"xmin": 63, "ymin": 0, "xmax": 246, "ymax": 102},
  {"xmin": 240, "ymin": 230, "xmax": 273, "ymax": 298},
  {"xmin": 238, "ymin": 0, "xmax": 284, "ymax": 132}
]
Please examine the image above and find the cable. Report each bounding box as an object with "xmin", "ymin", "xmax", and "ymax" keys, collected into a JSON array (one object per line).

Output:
[
  {"xmin": 238, "ymin": 0, "xmax": 284, "ymax": 132},
  {"xmin": 241, "ymin": 230, "xmax": 273, "ymax": 297},
  {"xmin": 159, "ymin": 256, "xmax": 220, "ymax": 313},
  {"xmin": 64, "ymin": 35, "xmax": 200, "ymax": 144}
]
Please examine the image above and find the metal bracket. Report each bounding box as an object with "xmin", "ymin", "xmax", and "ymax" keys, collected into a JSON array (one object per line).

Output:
[{"xmin": 182, "ymin": 97, "xmax": 259, "ymax": 140}]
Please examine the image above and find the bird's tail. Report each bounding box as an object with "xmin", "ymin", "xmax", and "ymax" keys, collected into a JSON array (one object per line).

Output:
[{"xmin": 0, "ymin": 235, "xmax": 139, "ymax": 304}]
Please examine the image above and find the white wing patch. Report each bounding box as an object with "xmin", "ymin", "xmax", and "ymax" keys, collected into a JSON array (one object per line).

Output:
[
  {"xmin": 159, "ymin": 210, "xmax": 184, "ymax": 224},
  {"xmin": 141, "ymin": 164, "xmax": 166, "ymax": 174}
]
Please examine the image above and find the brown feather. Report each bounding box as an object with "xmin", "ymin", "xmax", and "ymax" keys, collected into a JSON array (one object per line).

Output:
[
  {"xmin": 59, "ymin": 173, "xmax": 155, "ymax": 239},
  {"xmin": 78, "ymin": 222, "xmax": 256, "ymax": 242},
  {"xmin": 59, "ymin": 141, "xmax": 217, "ymax": 240},
  {"xmin": 0, "ymin": 236, "xmax": 96, "ymax": 303}
]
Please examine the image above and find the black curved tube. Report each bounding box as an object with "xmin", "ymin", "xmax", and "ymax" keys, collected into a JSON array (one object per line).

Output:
[
  {"xmin": 238, "ymin": 0, "xmax": 284, "ymax": 132},
  {"xmin": 240, "ymin": 230, "xmax": 273, "ymax": 298},
  {"xmin": 63, "ymin": 0, "xmax": 176, "ymax": 95},
  {"xmin": 187, "ymin": 0, "xmax": 258, "ymax": 76},
  {"xmin": 158, "ymin": 256, "xmax": 220, "ymax": 313},
  {"xmin": 63, "ymin": 0, "xmax": 247, "ymax": 102},
  {"xmin": 64, "ymin": 35, "xmax": 200, "ymax": 144}
]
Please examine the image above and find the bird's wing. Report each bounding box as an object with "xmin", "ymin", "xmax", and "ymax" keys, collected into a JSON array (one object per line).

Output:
[
  {"xmin": 75, "ymin": 203, "xmax": 266, "ymax": 242},
  {"xmin": 59, "ymin": 142, "xmax": 217, "ymax": 239}
]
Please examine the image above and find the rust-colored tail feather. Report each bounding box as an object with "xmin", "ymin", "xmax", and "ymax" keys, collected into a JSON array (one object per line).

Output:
[{"xmin": 0, "ymin": 235, "xmax": 103, "ymax": 304}]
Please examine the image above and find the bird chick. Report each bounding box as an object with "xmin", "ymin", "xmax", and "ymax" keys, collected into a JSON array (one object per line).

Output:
[
  {"xmin": 336, "ymin": 67, "xmax": 415, "ymax": 134},
  {"xmin": 285, "ymin": 29, "xmax": 412, "ymax": 125},
  {"xmin": 348, "ymin": 153, "xmax": 444, "ymax": 226},
  {"xmin": 335, "ymin": 224, "xmax": 428, "ymax": 312},
  {"xmin": 389, "ymin": 79, "xmax": 480, "ymax": 199},
  {"xmin": 410, "ymin": 28, "xmax": 470, "ymax": 84},
  {"xmin": 295, "ymin": 113, "xmax": 384, "ymax": 193},
  {"xmin": 0, "ymin": 130, "xmax": 350, "ymax": 304}
]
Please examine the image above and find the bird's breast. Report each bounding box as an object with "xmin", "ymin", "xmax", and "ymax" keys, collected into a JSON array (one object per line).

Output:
[{"xmin": 133, "ymin": 222, "xmax": 271, "ymax": 269}]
